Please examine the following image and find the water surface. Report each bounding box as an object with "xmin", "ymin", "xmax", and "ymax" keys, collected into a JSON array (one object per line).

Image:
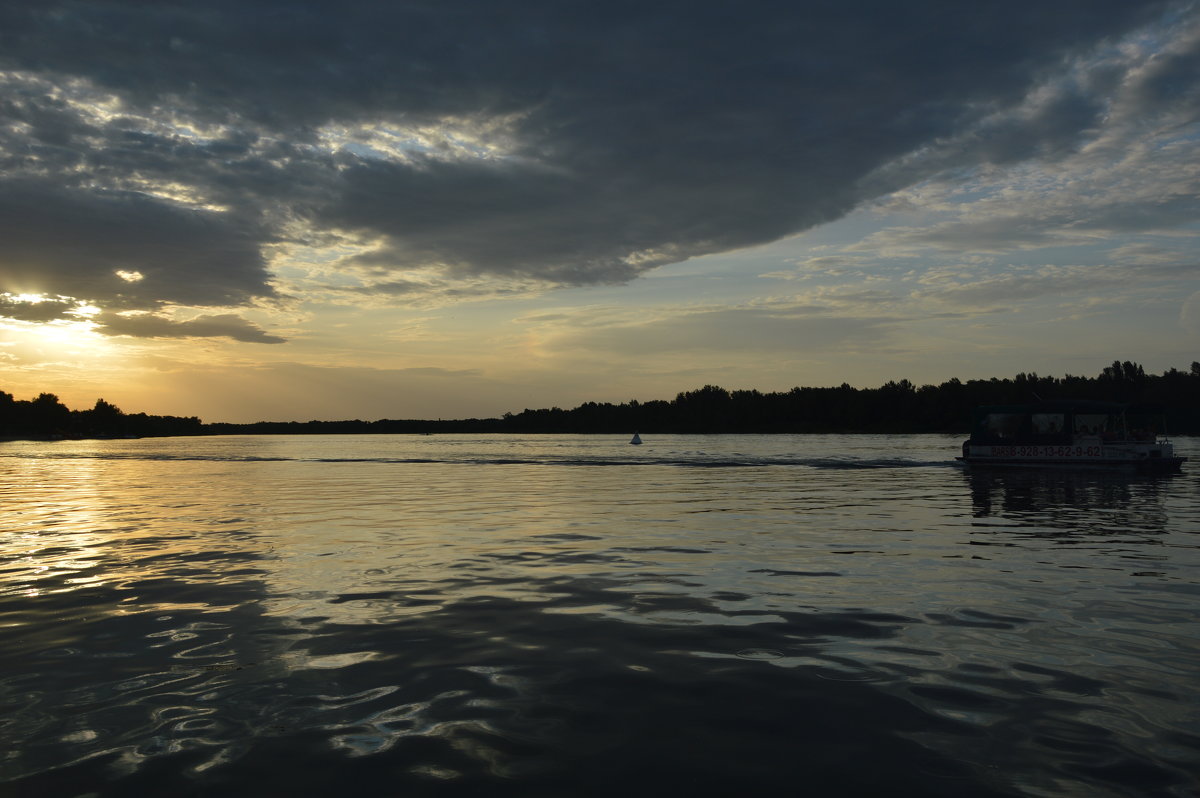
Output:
[{"xmin": 2, "ymin": 434, "xmax": 1197, "ymax": 796}]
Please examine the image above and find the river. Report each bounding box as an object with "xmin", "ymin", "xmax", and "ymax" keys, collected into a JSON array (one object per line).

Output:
[{"xmin": 2, "ymin": 434, "xmax": 1197, "ymax": 796}]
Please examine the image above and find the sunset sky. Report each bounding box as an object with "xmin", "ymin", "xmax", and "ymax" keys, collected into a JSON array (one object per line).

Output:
[{"xmin": 2, "ymin": 1, "xmax": 1198, "ymax": 422}]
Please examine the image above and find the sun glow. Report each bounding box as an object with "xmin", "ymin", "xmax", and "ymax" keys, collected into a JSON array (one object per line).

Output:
[
  {"xmin": 1, "ymin": 317, "xmax": 117, "ymax": 362},
  {"xmin": 33, "ymin": 320, "xmax": 99, "ymax": 344}
]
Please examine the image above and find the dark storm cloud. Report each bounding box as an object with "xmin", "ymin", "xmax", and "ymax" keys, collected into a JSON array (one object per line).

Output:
[
  {"xmin": 0, "ymin": 182, "xmax": 272, "ymax": 308},
  {"xmin": 0, "ymin": 0, "xmax": 1189, "ymax": 304},
  {"xmin": 94, "ymin": 312, "xmax": 286, "ymax": 343}
]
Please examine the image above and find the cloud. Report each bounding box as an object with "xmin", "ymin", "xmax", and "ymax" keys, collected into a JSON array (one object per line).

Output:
[
  {"xmin": 764, "ymin": 254, "xmax": 878, "ymax": 281},
  {"xmin": 1109, "ymin": 243, "xmax": 1200, "ymax": 267},
  {"xmin": 0, "ymin": 0, "xmax": 1192, "ymax": 313},
  {"xmin": 853, "ymin": 120, "xmax": 1200, "ymax": 257},
  {"xmin": 334, "ymin": 273, "xmax": 549, "ymax": 308},
  {"xmin": 0, "ymin": 293, "xmax": 81, "ymax": 322},
  {"xmin": 1182, "ymin": 291, "xmax": 1200, "ymax": 337},
  {"xmin": 912, "ymin": 261, "xmax": 1193, "ymax": 309},
  {"xmin": 0, "ymin": 181, "xmax": 274, "ymax": 309},
  {"xmin": 550, "ymin": 305, "xmax": 894, "ymax": 356},
  {"xmin": 95, "ymin": 312, "xmax": 286, "ymax": 343}
]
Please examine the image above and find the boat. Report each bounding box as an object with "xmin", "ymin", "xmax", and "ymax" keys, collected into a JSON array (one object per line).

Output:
[
  {"xmin": 630, "ymin": 432, "xmax": 643, "ymax": 445},
  {"xmin": 957, "ymin": 401, "xmax": 1186, "ymax": 472}
]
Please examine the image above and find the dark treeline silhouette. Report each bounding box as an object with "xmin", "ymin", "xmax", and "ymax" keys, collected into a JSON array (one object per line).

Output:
[
  {"xmin": 209, "ymin": 360, "xmax": 1200, "ymax": 436},
  {"xmin": 493, "ymin": 361, "xmax": 1200, "ymax": 435},
  {"xmin": 5, "ymin": 361, "xmax": 1199, "ymax": 439},
  {"xmin": 0, "ymin": 392, "xmax": 203, "ymax": 440}
]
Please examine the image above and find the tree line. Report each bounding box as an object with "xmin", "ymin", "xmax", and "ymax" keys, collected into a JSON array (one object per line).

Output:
[
  {"xmin": 0, "ymin": 392, "xmax": 203, "ymax": 439},
  {"xmin": 494, "ymin": 361, "xmax": 1200, "ymax": 435},
  {"xmin": 4, "ymin": 361, "xmax": 1200, "ymax": 439}
]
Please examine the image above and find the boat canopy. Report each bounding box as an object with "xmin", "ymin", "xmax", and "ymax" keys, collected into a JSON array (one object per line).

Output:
[
  {"xmin": 969, "ymin": 401, "xmax": 1167, "ymax": 445},
  {"xmin": 972, "ymin": 400, "xmax": 1166, "ymax": 415}
]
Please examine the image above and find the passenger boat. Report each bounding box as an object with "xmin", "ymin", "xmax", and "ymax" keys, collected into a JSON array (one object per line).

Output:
[{"xmin": 957, "ymin": 401, "xmax": 1186, "ymax": 472}]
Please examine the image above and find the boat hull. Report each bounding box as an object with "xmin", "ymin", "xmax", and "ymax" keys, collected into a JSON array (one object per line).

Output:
[
  {"xmin": 958, "ymin": 443, "xmax": 1186, "ymax": 472},
  {"xmin": 957, "ymin": 455, "xmax": 1186, "ymax": 472}
]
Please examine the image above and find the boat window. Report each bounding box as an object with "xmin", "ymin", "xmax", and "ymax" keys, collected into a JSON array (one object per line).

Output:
[
  {"xmin": 1074, "ymin": 414, "xmax": 1107, "ymax": 435},
  {"xmin": 1127, "ymin": 413, "xmax": 1160, "ymax": 441},
  {"xmin": 1031, "ymin": 414, "xmax": 1065, "ymax": 435},
  {"xmin": 981, "ymin": 413, "xmax": 1023, "ymax": 439}
]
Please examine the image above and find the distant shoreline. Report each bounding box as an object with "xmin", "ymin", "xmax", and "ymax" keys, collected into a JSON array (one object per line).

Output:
[
  {"xmin": 10, "ymin": 430, "xmax": 1200, "ymax": 444},
  {"xmin": 5, "ymin": 361, "xmax": 1200, "ymax": 439},
  {"xmin": 4, "ymin": 429, "xmax": 981, "ymax": 442}
]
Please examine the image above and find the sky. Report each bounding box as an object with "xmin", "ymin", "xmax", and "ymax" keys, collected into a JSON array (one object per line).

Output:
[{"xmin": 1, "ymin": 0, "xmax": 1198, "ymax": 423}]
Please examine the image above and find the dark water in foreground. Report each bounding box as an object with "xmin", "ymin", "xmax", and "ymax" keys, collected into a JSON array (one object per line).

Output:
[{"xmin": 2, "ymin": 434, "xmax": 1198, "ymax": 797}]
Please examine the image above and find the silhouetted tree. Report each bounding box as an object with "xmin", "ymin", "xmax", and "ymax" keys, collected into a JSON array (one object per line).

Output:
[
  {"xmin": 28, "ymin": 393, "xmax": 71, "ymax": 436},
  {"xmin": 78, "ymin": 398, "xmax": 126, "ymax": 437}
]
